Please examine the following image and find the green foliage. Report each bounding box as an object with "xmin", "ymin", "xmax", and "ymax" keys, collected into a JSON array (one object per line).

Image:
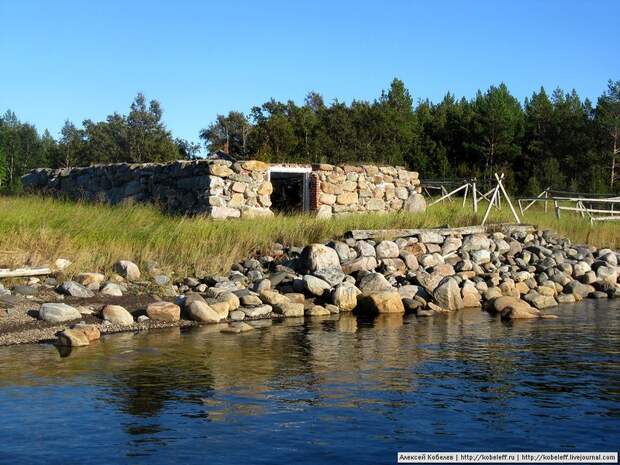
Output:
[
  {"xmin": 525, "ymin": 176, "xmax": 542, "ymax": 196},
  {"xmin": 0, "ymin": 94, "xmax": 198, "ymax": 191},
  {"xmin": 595, "ymin": 80, "xmax": 620, "ymax": 187},
  {"xmin": 1, "ymin": 195, "xmax": 617, "ymax": 276},
  {"xmin": 199, "ymin": 111, "xmax": 252, "ymax": 157},
  {"xmin": 2, "ymin": 79, "xmax": 620, "ymax": 194},
  {"xmin": 468, "ymin": 84, "xmax": 523, "ymax": 177}
]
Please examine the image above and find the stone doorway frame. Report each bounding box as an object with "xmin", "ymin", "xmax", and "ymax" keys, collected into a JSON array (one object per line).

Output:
[{"xmin": 267, "ymin": 166, "xmax": 312, "ymax": 212}]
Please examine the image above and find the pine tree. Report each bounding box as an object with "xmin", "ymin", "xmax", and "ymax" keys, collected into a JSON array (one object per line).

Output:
[
  {"xmin": 0, "ymin": 147, "xmax": 7, "ymax": 189},
  {"xmin": 595, "ymin": 80, "xmax": 620, "ymax": 189}
]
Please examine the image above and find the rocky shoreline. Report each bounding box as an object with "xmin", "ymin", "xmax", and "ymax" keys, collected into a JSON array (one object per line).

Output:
[{"xmin": 0, "ymin": 224, "xmax": 618, "ymax": 348}]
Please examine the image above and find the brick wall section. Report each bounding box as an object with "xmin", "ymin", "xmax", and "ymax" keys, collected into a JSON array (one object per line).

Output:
[{"xmin": 309, "ymin": 173, "xmax": 320, "ymax": 211}]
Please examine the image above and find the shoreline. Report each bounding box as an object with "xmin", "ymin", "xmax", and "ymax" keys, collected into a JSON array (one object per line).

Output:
[{"xmin": 1, "ymin": 224, "xmax": 618, "ymax": 348}]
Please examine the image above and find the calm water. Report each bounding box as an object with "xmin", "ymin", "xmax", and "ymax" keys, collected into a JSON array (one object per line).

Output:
[{"xmin": 0, "ymin": 301, "xmax": 619, "ymax": 465}]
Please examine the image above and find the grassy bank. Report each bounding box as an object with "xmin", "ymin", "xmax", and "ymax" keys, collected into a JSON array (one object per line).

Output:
[{"xmin": 0, "ymin": 195, "xmax": 617, "ymax": 276}]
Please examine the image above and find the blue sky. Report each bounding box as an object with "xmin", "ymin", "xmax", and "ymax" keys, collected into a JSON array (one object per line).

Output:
[{"xmin": 1, "ymin": 0, "xmax": 618, "ymax": 145}]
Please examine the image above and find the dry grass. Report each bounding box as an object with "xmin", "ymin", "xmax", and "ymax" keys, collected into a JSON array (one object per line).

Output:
[{"xmin": 0, "ymin": 195, "xmax": 617, "ymax": 277}]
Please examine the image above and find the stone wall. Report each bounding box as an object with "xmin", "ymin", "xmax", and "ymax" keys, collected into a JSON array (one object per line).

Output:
[
  {"xmin": 311, "ymin": 164, "xmax": 422, "ymax": 218},
  {"xmin": 22, "ymin": 160, "xmax": 424, "ymax": 219},
  {"xmin": 22, "ymin": 160, "xmax": 274, "ymax": 219}
]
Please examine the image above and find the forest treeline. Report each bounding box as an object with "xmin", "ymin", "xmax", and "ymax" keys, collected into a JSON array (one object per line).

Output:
[{"xmin": 1, "ymin": 79, "xmax": 618, "ymax": 194}]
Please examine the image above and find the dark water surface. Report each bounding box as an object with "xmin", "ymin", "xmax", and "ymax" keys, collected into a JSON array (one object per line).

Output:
[{"xmin": 1, "ymin": 301, "xmax": 619, "ymax": 465}]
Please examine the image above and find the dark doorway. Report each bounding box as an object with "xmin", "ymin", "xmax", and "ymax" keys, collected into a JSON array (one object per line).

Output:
[{"xmin": 269, "ymin": 170, "xmax": 310, "ymax": 213}]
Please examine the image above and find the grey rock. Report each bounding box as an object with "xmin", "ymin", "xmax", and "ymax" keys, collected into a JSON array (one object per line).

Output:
[
  {"xmin": 462, "ymin": 234, "xmax": 491, "ymax": 252},
  {"xmin": 596, "ymin": 265, "xmax": 618, "ymax": 285},
  {"xmin": 101, "ymin": 283, "xmax": 123, "ymax": 297},
  {"xmin": 403, "ymin": 193, "xmax": 426, "ymax": 213},
  {"xmin": 242, "ymin": 304, "xmax": 272, "ymax": 318},
  {"xmin": 442, "ymin": 237, "xmax": 462, "ymax": 255},
  {"xmin": 102, "ymin": 305, "xmax": 134, "ymax": 325},
  {"xmin": 230, "ymin": 310, "xmax": 246, "ymax": 321},
  {"xmin": 342, "ymin": 256, "xmax": 378, "ymax": 274},
  {"xmin": 375, "ymin": 240, "xmax": 399, "ymax": 259},
  {"xmin": 313, "ymin": 268, "xmax": 346, "ymax": 286},
  {"xmin": 332, "ymin": 282, "xmax": 360, "ymax": 311},
  {"xmin": 303, "ymin": 275, "xmax": 332, "ymax": 296},
  {"xmin": 418, "ymin": 231, "xmax": 444, "ymax": 244},
  {"xmin": 13, "ymin": 285, "xmax": 38, "ymax": 296},
  {"xmin": 300, "ymin": 244, "xmax": 342, "ymax": 272},
  {"xmin": 358, "ymin": 272, "xmax": 393, "ymax": 295},
  {"xmin": 523, "ymin": 291, "xmax": 557, "ymax": 309},
  {"xmin": 433, "ymin": 278, "xmax": 464, "ymax": 311},
  {"xmin": 471, "ymin": 249, "xmax": 491, "ymax": 265},
  {"xmin": 58, "ymin": 281, "xmax": 95, "ymax": 298},
  {"xmin": 154, "ymin": 275, "xmax": 170, "ymax": 286},
  {"xmin": 355, "ymin": 241, "xmax": 376, "ymax": 257},
  {"xmin": 39, "ymin": 303, "xmax": 81, "ymax": 323},
  {"xmin": 272, "ymin": 302, "xmax": 305, "ymax": 317},
  {"xmin": 113, "ymin": 260, "xmax": 141, "ymax": 280},
  {"xmin": 240, "ymin": 294, "xmax": 263, "ymax": 306},
  {"xmin": 329, "ymin": 241, "xmax": 354, "ymax": 262}
]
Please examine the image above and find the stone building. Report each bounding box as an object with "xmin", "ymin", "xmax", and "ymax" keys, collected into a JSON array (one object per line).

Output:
[{"xmin": 22, "ymin": 159, "xmax": 425, "ymax": 219}]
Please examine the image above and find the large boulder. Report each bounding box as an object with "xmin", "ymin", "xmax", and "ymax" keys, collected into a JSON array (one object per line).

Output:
[
  {"xmin": 403, "ymin": 193, "xmax": 426, "ymax": 213},
  {"xmin": 471, "ymin": 249, "xmax": 491, "ymax": 265},
  {"xmin": 187, "ymin": 301, "xmax": 221, "ymax": 323},
  {"xmin": 76, "ymin": 272, "xmax": 106, "ymax": 290},
  {"xmin": 489, "ymin": 296, "xmax": 522, "ymax": 313},
  {"xmin": 113, "ymin": 260, "xmax": 141, "ymax": 281},
  {"xmin": 342, "ymin": 256, "xmax": 378, "ymax": 274},
  {"xmin": 358, "ymin": 273, "xmax": 393, "ymax": 295},
  {"xmin": 101, "ymin": 283, "xmax": 123, "ymax": 297},
  {"xmin": 596, "ymin": 265, "xmax": 618, "ymax": 285},
  {"xmin": 573, "ymin": 261, "xmax": 591, "ymax": 277},
  {"xmin": 523, "ymin": 291, "xmax": 558, "ymax": 309},
  {"xmin": 259, "ymin": 290, "xmax": 290, "ymax": 306},
  {"xmin": 442, "ymin": 237, "xmax": 462, "ymax": 255},
  {"xmin": 305, "ymin": 305, "xmax": 331, "ymax": 316},
  {"xmin": 218, "ymin": 292, "xmax": 240, "ymax": 311},
  {"xmin": 332, "ymin": 282, "xmax": 360, "ymax": 311},
  {"xmin": 461, "ymin": 234, "xmax": 491, "ymax": 252},
  {"xmin": 313, "ymin": 268, "xmax": 346, "ymax": 286},
  {"xmin": 359, "ymin": 291, "xmax": 405, "ymax": 314},
  {"xmin": 242, "ymin": 304, "xmax": 272, "ymax": 318},
  {"xmin": 272, "ymin": 302, "xmax": 305, "ymax": 317},
  {"xmin": 58, "ymin": 281, "xmax": 95, "ymax": 298},
  {"xmin": 564, "ymin": 280, "xmax": 595, "ymax": 298},
  {"xmin": 375, "ymin": 241, "xmax": 399, "ymax": 259},
  {"xmin": 433, "ymin": 278, "xmax": 464, "ymax": 311},
  {"xmin": 300, "ymin": 244, "xmax": 342, "ymax": 272},
  {"xmin": 39, "ymin": 303, "xmax": 81, "ymax": 323},
  {"xmin": 146, "ymin": 301, "xmax": 181, "ymax": 322},
  {"xmin": 303, "ymin": 275, "xmax": 332, "ymax": 297},
  {"xmin": 102, "ymin": 305, "xmax": 134, "ymax": 325},
  {"xmin": 72, "ymin": 323, "xmax": 101, "ymax": 342},
  {"xmin": 501, "ymin": 302, "xmax": 541, "ymax": 320},
  {"xmin": 461, "ymin": 282, "xmax": 481, "ymax": 307},
  {"xmin": 56, "ymin": 329, "xmax": 90, "ymax": 347},
  {"xmin": 415, "ymin": 270, "xmax": 445, "ymax": 293}
]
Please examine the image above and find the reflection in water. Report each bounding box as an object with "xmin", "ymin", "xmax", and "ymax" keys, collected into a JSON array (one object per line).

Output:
[{"xmin": 0, "ymin": 300, "xmax": 619, "ymax": 465}]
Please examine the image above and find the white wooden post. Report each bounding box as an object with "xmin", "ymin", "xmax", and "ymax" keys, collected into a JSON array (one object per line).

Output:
[
  {"xmin": 481, "ymin": 184, "xmax": 500, "ymax": 225},
  {"xmin": 462, "ymin": 183, "xmax": 469, "ymax": 208},
  {"xmin": 494, "ymin": 173, "xmax": 521, "ymax": 224},
  {"xmin": 428, "ymin": 183, "xmax": 470, "ymax": 207},
  {"xmin": 472, "ymin": 180, "xmax": 478, "ymax": 214}
]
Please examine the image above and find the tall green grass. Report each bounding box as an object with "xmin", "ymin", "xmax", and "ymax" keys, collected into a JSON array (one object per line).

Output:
[{"xmin": 0, "ymin": 195, "xmax": 617, "ymax": 276}]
